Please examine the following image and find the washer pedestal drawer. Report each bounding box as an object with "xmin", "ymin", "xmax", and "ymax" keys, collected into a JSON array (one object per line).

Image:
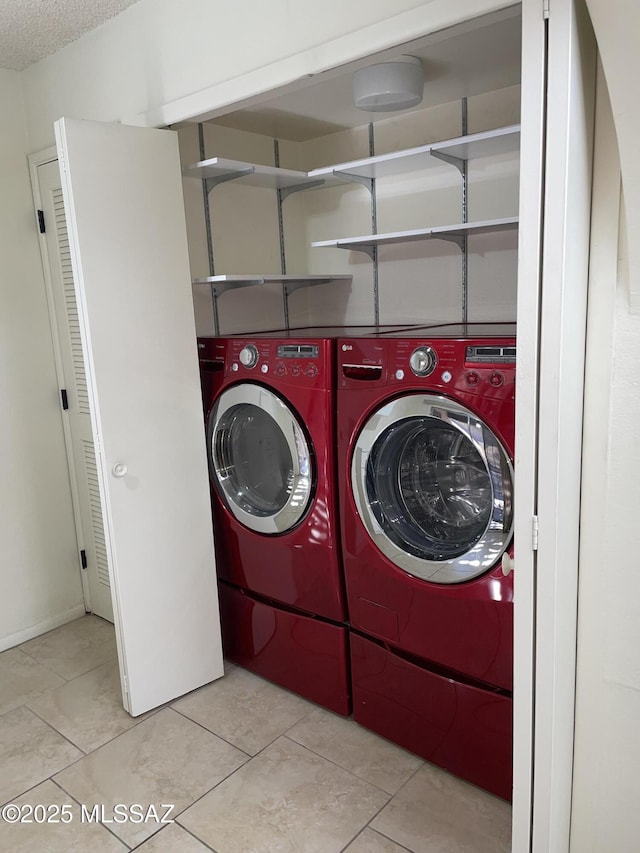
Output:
[
  {"xmin": 350, "ymin": 632, "xmax": 512, "ymax": 800},
  {"xmin": 218, "ymin": 581, "xmax": 351, "ymax": 716}
]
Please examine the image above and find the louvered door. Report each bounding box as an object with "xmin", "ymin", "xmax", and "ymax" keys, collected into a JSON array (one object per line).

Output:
[{"xmin": 38, "ymin": 159, "xmax": 113, "ymax": 621}]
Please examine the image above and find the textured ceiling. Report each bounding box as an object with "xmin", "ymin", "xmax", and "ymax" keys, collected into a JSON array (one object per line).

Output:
[{"xmin": 0, "ymin": 0, "xmax": 142, "ymax": 71}]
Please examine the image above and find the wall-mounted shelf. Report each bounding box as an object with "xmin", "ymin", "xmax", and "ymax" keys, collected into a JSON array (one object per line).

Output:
[
  {"xmin": 184, "ymin": 157, "xmax": 343, "ymax": 192},
  {"xmin": 192, "ymin": 274, "xmax": 352, "ymax": 286},
  {"xmin": 307, "ymin": 124, "xmax": 520, "ymax": 181},
  {"xmin": 188, "ymin": 115, "xmax": 519, "ymax": 332},
  {"xmin": 185, "ymin": 125, "xmax": 520, "ymax": 189},
  {"xmin": 312, "ymin": 216, "xmax": 519, "ymax": 252},
  {"xmin": 431, "ymin": 124, "xmax": 520, "ymax": 161}
]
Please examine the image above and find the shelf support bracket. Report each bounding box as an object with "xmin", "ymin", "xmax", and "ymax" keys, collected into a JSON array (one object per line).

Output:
[
  {"xmin": 430, "ymin": 149, "xmax": 466, "ymax": 176},
  {"xmin": 434, "ymin": 233, "xmax": 466, "ymax": 251},
  {"xmin": 283, "ymin": 278, "xmax": 333, "ymax": 297},
  {"xmin": 279, "ymin": 179, "xmax": 326, "ymax": 202},
  {"xmin": 204, "ymin": 169, "xmax": 254, "ymax": 196},
  {"xmin": 337, "ymin": 244, "xmax": 376, "ymax": 260},
  {"xmin": 332, "ymin": 171, "xmax": 374, "ymax": 195}
]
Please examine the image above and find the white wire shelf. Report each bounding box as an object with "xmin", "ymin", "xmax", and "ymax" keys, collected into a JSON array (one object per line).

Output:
[
  {"xmin": 185, "ymin": 126, "xmax": 520, "ymax": 189},
  {"xmin": 192, "ymin": 274, "xmax": 353, "ymax": 297},
  {"xmin": 311, "ymin": 217, "xmax": 519, "ymax": 251},
  {"xmin": 183, "ymin": 157, "xmax": 343, "ymax": 191},
  {"xmin": 192, "ymin": 274, "xmax": 352, "ymax": 284},
  {"xmin": 308, "ymin": 124, "xmax": 520, "ymax": 181}
]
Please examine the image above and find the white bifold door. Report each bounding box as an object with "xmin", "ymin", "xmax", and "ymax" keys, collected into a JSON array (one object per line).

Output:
[{"xmin": 54, "ymin": 118, "xmax": 223, "ymax": 716}]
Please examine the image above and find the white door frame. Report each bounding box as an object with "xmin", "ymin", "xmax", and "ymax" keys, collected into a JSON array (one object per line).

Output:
[
  {"xmin": 515, "ymin": 2, "xmax": 596, "ymax": 851},
  {"xmin": 28, "ymin": 144, "xmax": 92, "ymax": 613},
  {"xmin": 533, "ymin": 2, "xmax": 596, "ymax": 850}
]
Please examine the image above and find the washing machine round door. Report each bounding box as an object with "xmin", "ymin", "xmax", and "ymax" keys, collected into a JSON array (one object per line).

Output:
[
  {"xmin": 208, "ymin": 383, "xmax": 313, "ymax": 534},
  {"xmin": 351, "ymin": 393, "xmax": 513, "ymax": 583}
]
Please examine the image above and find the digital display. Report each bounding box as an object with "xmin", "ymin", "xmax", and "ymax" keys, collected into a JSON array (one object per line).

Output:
[{"xmin": 277, "ymin": 344, "xmax": 319, "ymax": 359}]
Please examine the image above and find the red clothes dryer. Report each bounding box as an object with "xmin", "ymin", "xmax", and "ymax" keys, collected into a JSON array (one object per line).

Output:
[
  {"xmin": 337, "ymin": 325, "xmax": 515, "ymax": 799},
  {"xmin": 205, "ymin": 333, "xmax": 349, "ymax": 714}
]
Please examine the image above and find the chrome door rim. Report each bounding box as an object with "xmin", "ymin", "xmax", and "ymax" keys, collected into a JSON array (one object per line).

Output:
[
  {"xmin": 351, "ymin": 393, "xmax": 514, "ymax": 583},
  {"xmin": 210, "ymin": 383, "xmax": 313, "ymax": 534}
]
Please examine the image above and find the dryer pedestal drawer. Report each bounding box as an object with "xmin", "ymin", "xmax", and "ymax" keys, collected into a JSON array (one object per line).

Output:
[
  {"xmin": 350, "ymin": 632, "xmax": 512, "ymax": 800},
  {"xmin": 218, "ymin": 582, "xmax": 351, "ymax": 716}
]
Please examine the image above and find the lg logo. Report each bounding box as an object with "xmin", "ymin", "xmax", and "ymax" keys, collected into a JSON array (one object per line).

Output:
[{"xmin": 341, "ymin": 344, "xmax": 353, "ymax": 351}]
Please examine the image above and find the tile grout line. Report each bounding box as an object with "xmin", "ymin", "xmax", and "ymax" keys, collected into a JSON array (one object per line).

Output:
[
  {"xmin": 49, "ymin": 778, "xmax": 133, "ymax": 851},
  {"xmin": 0, "ymin": 657, "xmax": 116, "ymax": 723},
  {"xmin": 15, "ymin": 646, "xmax": 121, "ymax": 682},
  {"xmin": 366, "ymin": 825, "xmax": 415, "ymax": 853},
  {"xmin": 24, "ymin": 699, "xmax": 166, "ymax": 759},
  {"xmin": 24, "ymin": 703, "xmax": 90, "ymax": 756},
  {"xmin": 338, "ymin": 824, "xmax": 414, "ymax": 853},
  {"xmin": 129, "ymin": 821, "xmax": 219, "ymax": 852},
  {"xmin": 361, "ymin": 762, "xmax": 437, "ymax": 853},
  {"xmin": 173, "ymin": 753, "xmax": 259, "ymax": 830},
  {"xmin": 169, "ymin": 705, "xmax": 254, "ymax": 759},
  {"xmin": 281, "ymin": 732, "xmax": 398, "ymax": 799}
]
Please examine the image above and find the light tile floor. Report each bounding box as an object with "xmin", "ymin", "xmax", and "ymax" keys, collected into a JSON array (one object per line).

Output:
[{"xmin": 0, "ymin": 616, "xmax": 512, "ymax": 852}]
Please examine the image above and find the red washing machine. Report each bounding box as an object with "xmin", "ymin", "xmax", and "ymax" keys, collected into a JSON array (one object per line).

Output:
[
  {"xmin": 337, "ymin": 325, "xmax": 516, "ymax": 799},
  {"xmin": 205, "ymin": 332, "xmax": 350, "ymax": 714}
]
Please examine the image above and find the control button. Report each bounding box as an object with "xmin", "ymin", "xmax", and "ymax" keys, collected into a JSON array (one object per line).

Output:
[
  {"xmin": 466, "ymin": 371, "xmax": 480, "ymax": 387},
  {"xmin": 409, "ymin": 346, "xmax": 437, "ymax": 377},
  {"xmin": 306, "ymin": 364, "xmax": 318, "ymax": 378},
  {"xmin": 239, "ymin": 344, "xmax": 259, "ymax": 368},
  {"xmin": 291, "ymin": 364, "xmax": 301, "ymax": 377},
  {"xmin": 275, "ymin": 363, "xmax": 286, "ymax": 376},
  {"xmin": 231, "ymin": 363, "xmax": 239, "ymax": 372},
  {"xmin": 395, "ymin": 369, "xmax": 405, "ymax": 381},
  {"xmin": 261, "ymin": 364, "xmax": 269, "ymax": 374},
  {"xmin": 490, "ymin": 371, "xmax": 505, "ymax": 387},
  {"xmin": 441, "ymin": 370, "xmax": 452, "ymax": 383}
]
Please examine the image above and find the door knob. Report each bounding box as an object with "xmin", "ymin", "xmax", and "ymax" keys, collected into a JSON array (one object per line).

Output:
[{"xmin": 112, "ymin": 462, "xmax": 128, "ymax": 478}]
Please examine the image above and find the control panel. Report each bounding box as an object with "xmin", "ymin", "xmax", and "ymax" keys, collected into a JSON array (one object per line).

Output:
[
  {"xmin": 339, "ymin": 336, "xmax": 516, "ymax": 398},
  {"xmin": 223, "ymin": 337, "xmax": 330, "ymax": 389}
]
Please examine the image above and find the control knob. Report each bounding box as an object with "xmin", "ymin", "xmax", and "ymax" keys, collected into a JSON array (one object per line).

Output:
[
  {"xmin": 239, "ymin": 344, "xmax": 259, "ymax": 369},
  {"xmin": 409, "ymin": 346, "xmax": 437, "ymax": 377}
]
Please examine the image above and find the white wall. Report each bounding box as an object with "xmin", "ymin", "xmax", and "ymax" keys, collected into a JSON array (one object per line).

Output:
[
  {"xmin": 0, "ymin": 70, "xmax": 84, "ymax": 649},
  {"xmin": 585, "ymin": 0, "xmax": 640, "ymax": 315},
  {"xmin": 20, "ymin": 0, "xmax": 513, "ymax": 151},
  {"xmin": 298, "ymin": 85, "xmax": 520, "ymax": 328},
  {"xmin": 569, "ymin": 1, "xmax": 640, "ymax": 848},
  {"xmin": 181, "ymin": 85, "xmax": 520, "ymax": 335},
  {"xmin": 570, "ymin": 63, "xmax": 640, "ymax": 853}
]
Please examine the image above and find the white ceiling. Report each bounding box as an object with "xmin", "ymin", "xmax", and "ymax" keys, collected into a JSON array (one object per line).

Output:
[
  {"xmin": 205, "ymin": 9, "xmax": 522, "ymax": 142},
  {"xmin": 0, "ymin": 0, "xmax": 141, "ymax": 71}
]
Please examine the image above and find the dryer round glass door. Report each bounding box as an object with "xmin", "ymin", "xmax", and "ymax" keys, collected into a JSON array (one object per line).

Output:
[
  {"xmin": 351, "ymin": 393, "xmax": 513, "ymax": 583},
  {"xmin": 208, "ymin": 383, "xmax": 313, "ymax": 534}
]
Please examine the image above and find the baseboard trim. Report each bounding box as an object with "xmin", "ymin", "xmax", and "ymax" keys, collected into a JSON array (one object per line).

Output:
[{"xmin": 0, "ymin": 605, "xmax": 88, "ymax": 652}]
